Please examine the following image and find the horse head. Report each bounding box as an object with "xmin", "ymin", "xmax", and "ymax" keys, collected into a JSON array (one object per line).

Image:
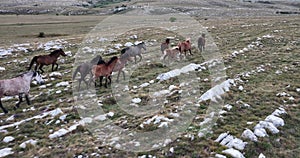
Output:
[
  {"xmin": 106, "ymin": 56, "xmax": 119, "ymax": 66},
  {"xmin": 59, "ymin": 48, "xmax": 67, "ymax": 56},
  {"xmin": 32, "ymin": 71, "xmax": 45, "ymax": 85},
  {"xmin": 141, "ymin": 42, "xmax": 147, "ymax": 51},
  {"xmin": 138, "ymin": 42, "xmax": 147, "ymax": 51}
]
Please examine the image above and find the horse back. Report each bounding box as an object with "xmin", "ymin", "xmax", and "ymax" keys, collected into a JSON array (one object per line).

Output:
[
  {"xmin": 198, "ymin": 37, "xmax": 205, "ymax": 46},
  {"xmin": 0, "ymin": 78, "xmax": 29, "ymax": 96},
  {"xmin": 36, "ymin": 55, "xmax": 56, "ymax": 65}
]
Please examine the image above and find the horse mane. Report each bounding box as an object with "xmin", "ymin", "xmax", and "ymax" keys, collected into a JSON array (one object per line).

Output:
[
  {"xmin": 106, "ymin": 56, "xmax": 118, "ymax": 66},
  {"xmin": 136, "ymin": 42, "xmax": 145, "ymax": 46},
  {"xmin": 15, "ymin": 71, "xmax": 32, "ymax": 78},
  {"xmin": 49, "ymin": 49, "xmax": 61, "ymax": 56},
  {"xmin": 121, "ymin": 47, "xmax": 130, "ymax": 54}
]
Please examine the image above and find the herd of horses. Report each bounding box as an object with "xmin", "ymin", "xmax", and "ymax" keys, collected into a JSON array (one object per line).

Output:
[{"xmin": 0, "ymin": 35, "xmax": 206, "ymax": 114}]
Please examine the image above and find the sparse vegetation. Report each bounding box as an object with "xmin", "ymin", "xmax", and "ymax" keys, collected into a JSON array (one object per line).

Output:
[
  {"xmin": 169, "ymin": 17, "xmax": 177, "ymax": 22},
  {"xmin": 38, "ymin": 32, "xmax": 45, "ymax": 38},
  {"xmin": 0, "ymin": 1, "xmax": 299, "ymax": 158}
]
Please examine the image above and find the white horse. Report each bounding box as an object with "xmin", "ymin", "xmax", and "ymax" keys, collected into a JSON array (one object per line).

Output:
[
  {"xmin": 121, "ymin": 42, "xmax": 147, "ymax": 63},
  {"xmin": 0, "ymin": 71, "xmax": 44, "ymax": 114}
]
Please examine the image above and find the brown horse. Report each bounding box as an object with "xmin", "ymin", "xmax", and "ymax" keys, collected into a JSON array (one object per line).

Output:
[
  {"xmin": 28, "ymin": 48, "xmax": 67, "ymax": 73},
  {"xmin": 198, "ymin": 34, "xmax": 206, "ymax": 52},
  {"xmin": 162, "ymin": 46, "xmax": 181, "ymax": 61},
  {"xmin": 178, "ymin": 39, "xmax": 192, "ymax": 56},
  {"xmin": 0, "ymin": 71, "xmax": 44, "ymax": 114},
  {"xmin": 73, "ymin": 55, "xmax": 106, "ymax": 91},
  {"xmin": 112, "ymin": 52, "xmax": 131, "ymax": 82},
  {"xmin": 91, "ymin": 56, "xmax": 119, "ymax": 88}
]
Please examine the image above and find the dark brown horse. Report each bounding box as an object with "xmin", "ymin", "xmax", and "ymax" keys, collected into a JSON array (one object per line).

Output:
[
  {"xmin": 28, "ymin": 48, "xmax": 67, "ymax": 73},
  {"xmin": 91, "ymin": 56, "xmax": 119, "ymax": 88},
  {"xmin": 73, "ymin": 55, "xmax": 105, "ymax": 91}
]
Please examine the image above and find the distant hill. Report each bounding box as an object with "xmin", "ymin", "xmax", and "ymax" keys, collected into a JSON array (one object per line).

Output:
[{"xmin": 0, "ymin": 0, "xmax": 299, "ymax": 16}]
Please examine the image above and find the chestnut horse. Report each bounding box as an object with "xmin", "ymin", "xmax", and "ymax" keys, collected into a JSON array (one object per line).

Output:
[
  {"xmin": 91, "ymin": 56, "xmax": 119, "ymax": 88},
  {"xmin": 178, "ymin": 39, "xmax": 192, "ymax": 56},
  {"xmin": 0, "ymin": 71, "xmax": 44, "ymax": 114},
  {"xmin": 73, "ymin": 55, "xmax": 105, "ymax": 91},
  {"xmin": 28, "ymin": 48, "xmax": 67, "ymax": 73}
]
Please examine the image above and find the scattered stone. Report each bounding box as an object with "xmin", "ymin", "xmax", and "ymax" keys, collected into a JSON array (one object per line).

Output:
[
  {"xmin": 222, "ymin": 148, "xmax": 245, "ymax": 158},
  {"xmin": 265, "ymin": 115, "xmax": 284, "ymax": 127},
  {"xmin": 132, "ymin": 98, "xmax": 142, "ymax": 104},
  {"xmin": 19, "ymin": 139, "xmax": 38, "ymax": 148},
  {"xmin": 0, "ymin": 148, "xmax": 14, "ymax": 157},
  {"xmin": 49, "ymin": 72, "xmax": 62, "ymax": 78},
  {"xmin": 55, "ymin": 81, "xmax": 69, "ymax": 87},
  {"xmin": 258, "ymin": 153, "xmax": 266, "ymax": 158},
  {"xmin": 3, "ymin": 136, "xmax": 14, "ymax": 143},
  {"xmin": 241, "ymin": 129, "xmax": 257, "ymax": 142}
]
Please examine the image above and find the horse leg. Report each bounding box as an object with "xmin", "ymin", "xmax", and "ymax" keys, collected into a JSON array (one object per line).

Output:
[
  {"xmin": 122, "ymin": 71, "xmax": 125, "ymax": 80},
  {"xmin": 116, "ymin": 71, "xmax": 121, "ymax": 83},
  {"xmin": 163, "ymin": 54, "xmax": 167, "ymax": 61},
  {"xmin": 84, "ymin": 79, "xmax": 89, "ymax": 90},
  {"xmin": 25, "ymin": 94, "xmax": 31, "ymax": 105},
  {"xmin": 134, "ymin": 56, "xmax": 137, "ymax": 64},
  {"xmin": 138, "ymin": 54, "xmax": 142, "ymax": 62},
  {"xmin": 0, "ymin": 99, "xmax": 8, "ymax": 114},
  {"xmin": 34, "ymin": 64, "xmax": 39, "ymax": 72},
  {"xmin": 99, "ymin": 76, "xmax": 103, "ymax": 87},
  {"xmin": 78, "ymin": 79, "xmax": 82, "ymax": 91},
  {"xmin": 104, "ymin": 77, "xmax": 108, "ymax": 88},
  {"xmin": 51, "ymin": 63, "xmax": 55, "ymax": 72},
  {"xmin": 189, "ymin": 49, "xmax": 193, "ymax": 55},
  {"xmin": 108, "ymin": 76, "xmax": 112, "ymax": 85},
  {"xmin": 39, "ymin": 65, "xmax": 44, "ymax": 74},
  {"xmin": 94, "ymin": 77, "xmax": 97, "ymax": 87},
  {"xmin": 14, "ymin": 94, "xmax": 23, "ymax": 110},
  {"xmin": 55, "ymin": 63, "xmax": 59, "ymax": 71}
]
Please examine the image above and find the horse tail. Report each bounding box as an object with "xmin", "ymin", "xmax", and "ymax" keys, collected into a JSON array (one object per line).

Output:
[
  {"xmin": 72, "ymin": 65, "xmax": 81, "ymax": 80},
  {"xmin": 28, "ymin": 56, "xmax": 38, "ymax": 70}
]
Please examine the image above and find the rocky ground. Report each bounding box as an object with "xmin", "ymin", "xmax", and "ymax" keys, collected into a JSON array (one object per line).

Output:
[{"xmin": 0, "ymin": 0, "xmax": 299, "ymax": 158}]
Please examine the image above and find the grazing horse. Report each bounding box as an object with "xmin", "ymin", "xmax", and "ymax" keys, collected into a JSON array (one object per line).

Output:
[
  {"xmin": 73, "ymin": 55, "xmax": 105, "ymax": 91},
  {"xmin": 28, "ymin": 48, "xmax": 67, "ymax": 73},
  {"xmin": 0, "ymin": 71, "xmax": 44, "ymax": 114},
  {"xmin": 160, "ymin": 38, "xmax": 170, "ymax": 54},
  {"xmin": 121, "ymin": 42, "xmax": 146, "ymax": 63},
  {"xmin": 198, "ymin": 34, "xmax": 206, "ymax": 52},
  {"xmin": 162, "ymin": 46, "xmax": 181, "ymax": 61},
  {"xmin": 178, "ymin": 39, "xmax": 192, "ymax": 56},
  {"xmin": 91, "ymin": 56, "xmax": 119, "ymax": 88}
]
